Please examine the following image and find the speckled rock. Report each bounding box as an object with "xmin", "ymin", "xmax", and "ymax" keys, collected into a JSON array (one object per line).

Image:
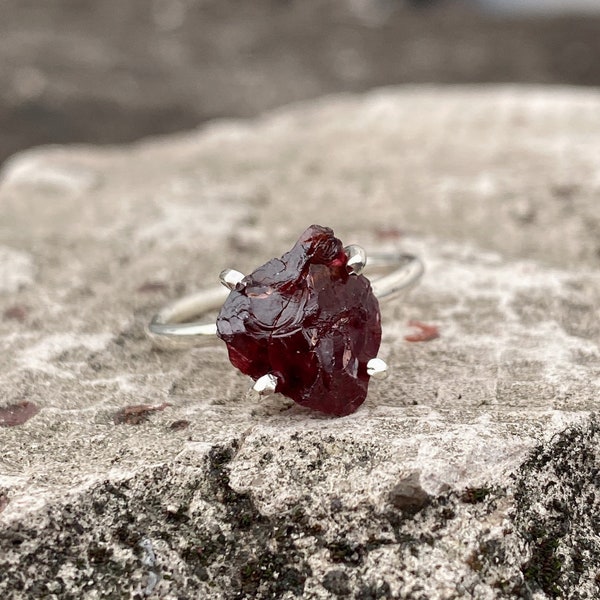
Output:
[{"xmin": 0, "ymin": 87, "xmax": 599, "ymax": 599}]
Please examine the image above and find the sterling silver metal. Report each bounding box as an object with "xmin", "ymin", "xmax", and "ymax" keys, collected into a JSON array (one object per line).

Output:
[
  {"xmin": 343, "ymin": 245, "xmax": 367, "ymax": 276},
  {"xmin": 219, "ymin": 268, "xmax": 245, "ymax": 291},
  {"xmin": 146, "ymin": 249, "xmax": 424, "ymax": 350},
  {"xmin": 366, "ymin": 357, "xmax": 388, "ymax": 379},
  {"xmin": 252, "ymin": 373, "xmax": 278, "ymax": 395}
]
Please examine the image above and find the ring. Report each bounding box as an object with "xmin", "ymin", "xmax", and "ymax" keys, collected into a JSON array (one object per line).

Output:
[{"xmin": 147, "ymin": 225, "xmax": 424, "ymax": 416}]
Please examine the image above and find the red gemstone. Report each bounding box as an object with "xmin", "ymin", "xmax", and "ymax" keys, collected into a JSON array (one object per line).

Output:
[{"xmin": 216, "ymin": 225, "xmax": 382, "ymax": 416}]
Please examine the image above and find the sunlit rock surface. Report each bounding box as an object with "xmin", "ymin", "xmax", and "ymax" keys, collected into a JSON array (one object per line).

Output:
[{"xmin": 0, "ymin": 87, "xmax": 599, "ymax": 599}]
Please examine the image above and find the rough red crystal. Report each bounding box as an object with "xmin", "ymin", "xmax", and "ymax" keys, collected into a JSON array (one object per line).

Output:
[{"xmin": 216, "ymin": 225, "xmax": 382, "ymax": 416}]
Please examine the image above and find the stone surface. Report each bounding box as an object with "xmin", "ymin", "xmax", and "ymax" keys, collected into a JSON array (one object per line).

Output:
[{"xmin": 0, "ymin": 86, "xmax": 599, "ymax": 599}]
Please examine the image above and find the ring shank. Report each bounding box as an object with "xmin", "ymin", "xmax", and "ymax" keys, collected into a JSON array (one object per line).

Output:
[
  {"xmin": 146, "ymin": 252, "xmax": 424, "ymax": 349},
  {"xmin": 369, "ymin": 253, "xmax": 424, "ymax": 300}
]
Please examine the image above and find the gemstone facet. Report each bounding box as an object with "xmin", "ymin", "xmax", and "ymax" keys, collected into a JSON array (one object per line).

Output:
[{"xmin": 216, "ymin": 225, "xmax": 382, "ymax": 416}]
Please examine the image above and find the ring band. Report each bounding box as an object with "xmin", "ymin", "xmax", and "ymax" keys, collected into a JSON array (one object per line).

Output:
[{"xmin": 146, "ymin": 252, "xmax": 424, "ymax": 350}]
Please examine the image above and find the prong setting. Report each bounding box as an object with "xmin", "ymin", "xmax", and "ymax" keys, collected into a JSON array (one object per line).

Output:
[
  {"xmin": 219, "ymin": 268, "xmax": 245, "ymax": 290},
  {"xmin": 344, "ymin": 245, "xmax": 367, "ymax": 276},
  {"xmin": 252, "ymin": 373, "xmax": 278, "ymax": 395},
  {"xmin": 367, "ymin": 357, "xmax": 388, "ymax": 379}
]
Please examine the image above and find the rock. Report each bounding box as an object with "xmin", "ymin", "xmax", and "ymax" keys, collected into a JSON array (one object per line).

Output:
[
  {"xmin": 3, "ymin": 1, "xmax": 600, "ymax": 166},
  {"xmin": 0, "ymin": 87, "xmax": 599, "ymax": 599},
  {"xmin": 389, "ymin": 472, "xmax": 432, "ymax": 514}
]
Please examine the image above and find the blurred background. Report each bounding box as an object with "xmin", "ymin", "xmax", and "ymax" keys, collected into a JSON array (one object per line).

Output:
[{"xmin": 1, "ymin": 0, "xmax": 599, "ymax": 167}]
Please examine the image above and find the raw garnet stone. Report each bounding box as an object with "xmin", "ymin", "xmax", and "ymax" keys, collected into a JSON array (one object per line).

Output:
[{"xmin": 216, "ymin": 225, "xmax": 382, "ymax": 416}]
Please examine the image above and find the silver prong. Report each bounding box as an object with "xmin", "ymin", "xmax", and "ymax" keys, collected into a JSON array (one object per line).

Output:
[
  {"xmin": 252, "ymin": 373, "xmax": 278, "ymax": 395},
  {"xmin": 367, "ymin": 357, "xmax": 388, "ymax": 379},
  {"xmin": 344, "ymin": 245, "xmax": 367, "ymax": 276},
  {"xmin": 219, "ymin": 268, "xmax": 245, "ymax": 290}
]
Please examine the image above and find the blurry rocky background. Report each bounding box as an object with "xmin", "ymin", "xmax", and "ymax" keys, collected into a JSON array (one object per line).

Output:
[{"xmin": 2, "ymin": 0, "xmax": 600, "ymax": 166}]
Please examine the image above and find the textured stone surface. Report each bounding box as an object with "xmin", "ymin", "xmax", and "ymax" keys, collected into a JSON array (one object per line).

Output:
[{"xmin": 0, "ymin": 87, "xmax": 599, "ymax": 599}]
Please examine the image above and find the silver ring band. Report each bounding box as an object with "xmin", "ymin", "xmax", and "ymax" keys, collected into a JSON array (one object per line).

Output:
[{"xmin": 146, "ymin": 252, "xmax": 424, "ymax": 349}]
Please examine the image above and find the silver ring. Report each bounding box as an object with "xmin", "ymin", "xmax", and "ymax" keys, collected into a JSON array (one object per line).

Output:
[{"xmin": 146, "ymin": 251, "xmax": 424, "ymax": 350}]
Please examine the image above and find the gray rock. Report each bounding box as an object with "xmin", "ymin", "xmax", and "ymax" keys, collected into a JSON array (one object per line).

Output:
[
  {"xmin": 3, "ymin": 1, "xmax": 600, "ymax": 166},
  {"xmin": 0, "ymin": 87, "xmax": 599, "ymax": 599}
]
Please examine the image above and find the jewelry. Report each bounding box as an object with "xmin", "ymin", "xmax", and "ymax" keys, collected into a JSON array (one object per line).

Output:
[{"xmin": 147, "ymin": 225, "xmax": 423, "ymax": 416}]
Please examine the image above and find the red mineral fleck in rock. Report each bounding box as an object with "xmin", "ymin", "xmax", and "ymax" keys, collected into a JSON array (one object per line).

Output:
[
  {"xmin": 374, "ymin": 226, "xmax": 404, "ymax": 241},
  {"xmin": 216, "ymin": 225, "xmax": 382, "ymax": 416},
  {"xmin": 0, "ymin": 401, "xmax": 40, "ymax": 427},
  {"xmin": 3, "ymin": 305, "xmax": 28, "ymax": 322},
  {"xmin": 404, "ymin": 320, "xmax": 440, "ymax": 343},
  {"xmin": 0, "ymin": 492, "xmax": 9, "ymax": 513},
  {"xmin": 169, "ymin": 419, "xmax": 191, "ymax": 431},
  {"xmin": 113, "ymin": 402, "xmax": 170, "ymax": 425},
  {"xmin": 137, "ymin": 281, "xmax": 168, "ymax": 293}
]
